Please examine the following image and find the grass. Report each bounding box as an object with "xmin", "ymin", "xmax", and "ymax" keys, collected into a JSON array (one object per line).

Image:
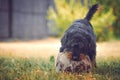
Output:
[
  {"xmin": 93, "ymin": 57, "xmax": 120, "ymax": 80},
  {"xmin": 0, "ymin": 56, "xmax": 120, "ymax": 80},
  {"xmin": 0, "ymin": 39, "xmax": 120, "ymax": 80}
]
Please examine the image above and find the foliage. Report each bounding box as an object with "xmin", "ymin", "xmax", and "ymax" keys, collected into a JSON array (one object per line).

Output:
[
  {"xmin": 91, "ymin": 8, "xmax": 116, "ymax": 41},
  {"xmin": 93, "ymin": 0, "xmax": 120, "ymax": 38},
  {"xmin": 0, "ymin": 56, "xmax": 120, "ymax": 80},
  {"xmin": 48, "ymin": 0, "xmax": 116, "ymax": 41}
]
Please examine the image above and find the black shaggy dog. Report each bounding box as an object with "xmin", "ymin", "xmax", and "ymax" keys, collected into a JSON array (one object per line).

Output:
[{"xmin": 60, "ymin": 4, "xmax": 98, "ymax": 67}]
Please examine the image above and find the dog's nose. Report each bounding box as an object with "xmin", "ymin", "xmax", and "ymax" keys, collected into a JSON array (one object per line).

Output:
[{"xmin": 72, "ymin": 56, "xmax": 79, "ymax": 61}]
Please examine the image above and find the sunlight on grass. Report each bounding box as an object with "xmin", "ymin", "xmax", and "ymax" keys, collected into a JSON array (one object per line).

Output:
[
  {"xmin": 0, "ymin": 56, "xmax": 120, "ymax": 80},
  {"xmin": 0, "ymin": 39, "xmax": 120, "ymax": 80}
]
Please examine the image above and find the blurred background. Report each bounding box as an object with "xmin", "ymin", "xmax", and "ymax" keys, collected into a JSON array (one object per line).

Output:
[
  {"xmin": 0, "ymin": 0, "xmax": 120, "ymax": 58},
  {"xmin": 0, "ymin": 1, "xmax": 120, "ymax": 79}
]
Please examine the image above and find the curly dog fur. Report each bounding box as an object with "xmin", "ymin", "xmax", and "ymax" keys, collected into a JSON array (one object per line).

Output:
[{"xmin": 59, "ymin": 4, "xmax": 98, "ymax": 67}]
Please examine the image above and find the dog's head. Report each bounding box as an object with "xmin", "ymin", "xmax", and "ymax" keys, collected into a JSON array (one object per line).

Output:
[{"xmin": 60, "ymin": 30, "xmax": 90, "ymax": 61}]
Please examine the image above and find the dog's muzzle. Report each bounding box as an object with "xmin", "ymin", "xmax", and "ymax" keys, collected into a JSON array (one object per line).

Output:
[
  {"xmin": 72, "ymin": 56, "xmax": 80, "ymax": 61},
  {"xmin": 64, "ymin": 51, "xmax": 86, "ymax": 61}
]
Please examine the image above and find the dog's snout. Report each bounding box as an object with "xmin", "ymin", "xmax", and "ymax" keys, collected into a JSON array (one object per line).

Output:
[
  {"xmin": 72, "ymin": 56, "xmax": 79, "ymax": 61},
  {"xmin": 73, "ymin": 56, "xmax": 77, "ymax": 59}
]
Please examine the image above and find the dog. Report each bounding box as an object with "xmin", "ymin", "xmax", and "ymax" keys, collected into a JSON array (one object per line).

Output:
[{"xmin": 56, "ymin": 4, "xmax": 98, "ymax": 73}]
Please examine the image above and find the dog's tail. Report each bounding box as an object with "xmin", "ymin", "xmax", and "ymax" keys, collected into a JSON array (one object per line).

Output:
[{"xmin": 84, "ymin": 4, "xmax": 98, "ymax": 21}]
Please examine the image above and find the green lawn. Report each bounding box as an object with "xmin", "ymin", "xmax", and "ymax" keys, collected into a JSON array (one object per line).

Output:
[{"xmin": 0, "ymin": 56, "xmax": 120, "ymax": 80}]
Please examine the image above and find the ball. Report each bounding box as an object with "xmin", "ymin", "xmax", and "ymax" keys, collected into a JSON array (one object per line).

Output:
[{"xmin": 55, "ymin": 52, "xmax": 92, "ymax": 74}]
